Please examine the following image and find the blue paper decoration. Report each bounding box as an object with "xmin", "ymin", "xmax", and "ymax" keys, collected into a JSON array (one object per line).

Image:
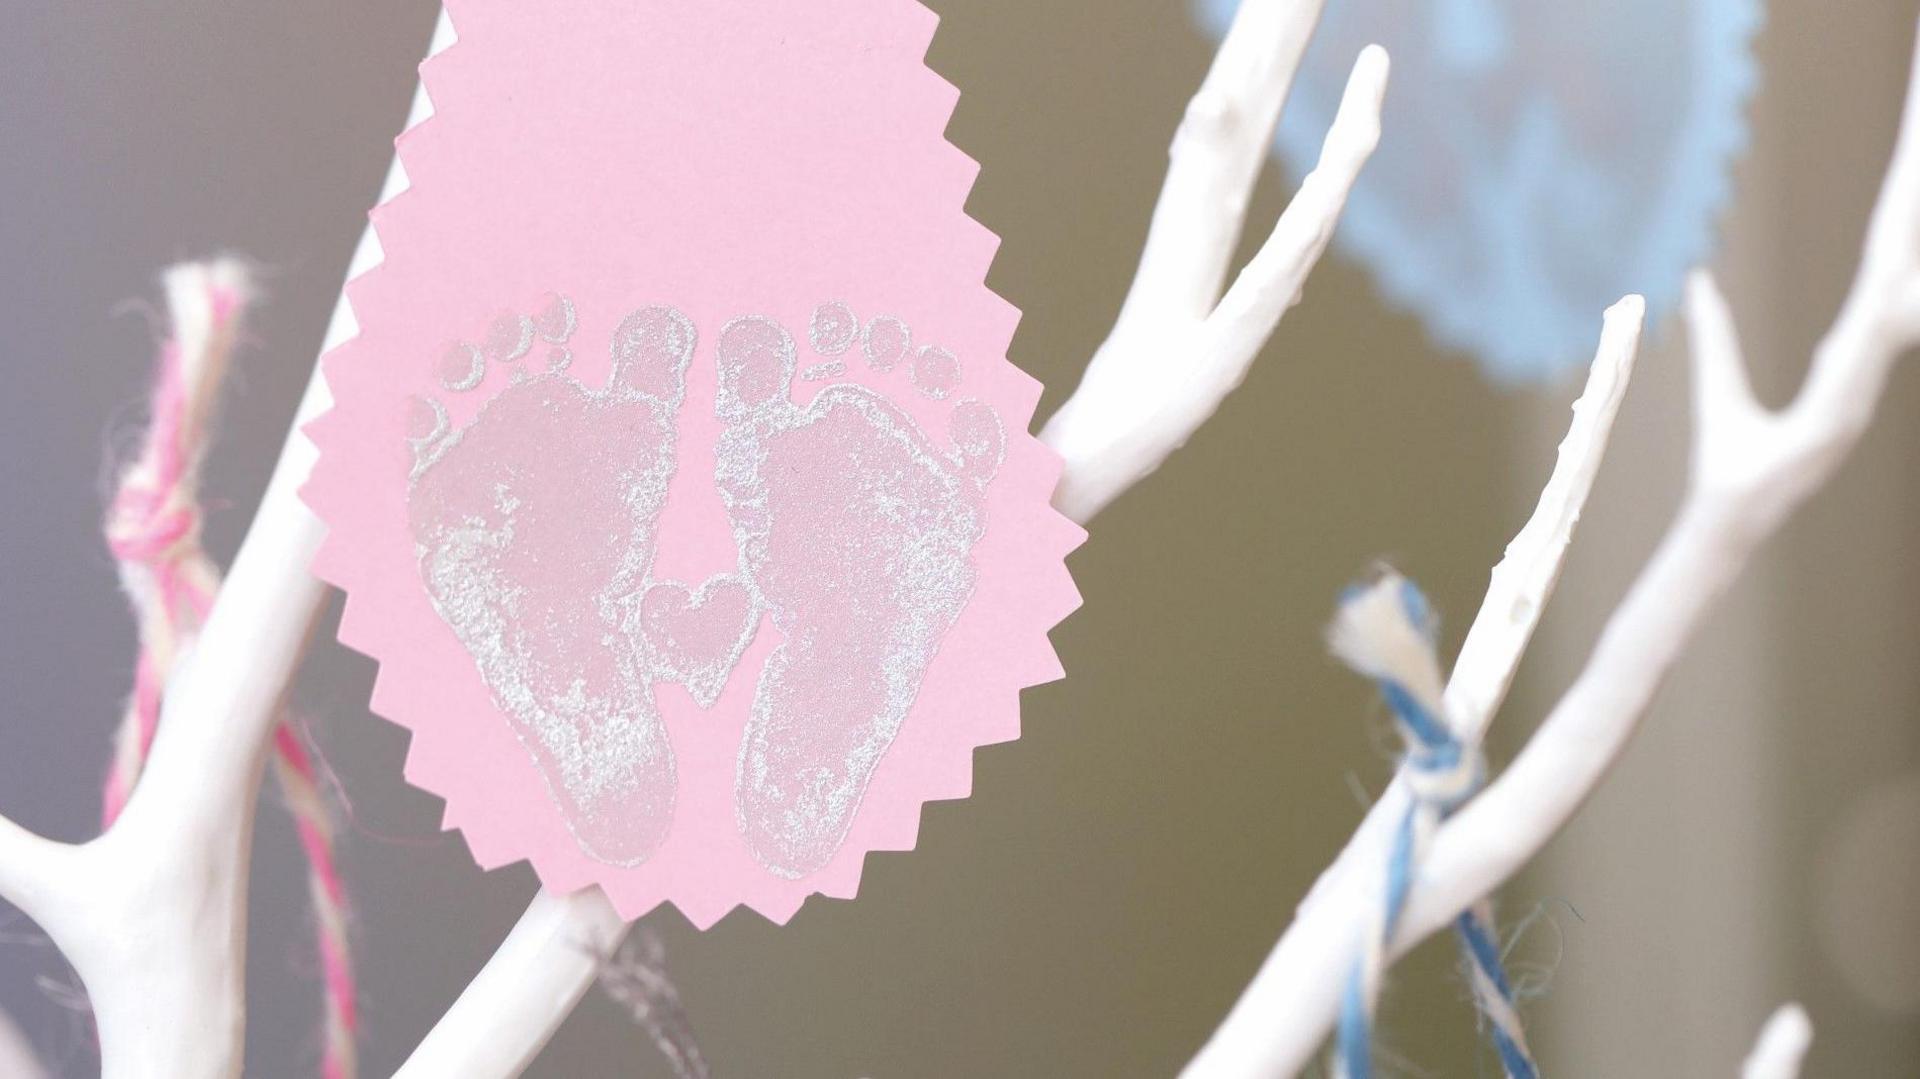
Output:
[{"xmin": 1195, "ymin": 0, "xmax": 1763, "ymax": 381}]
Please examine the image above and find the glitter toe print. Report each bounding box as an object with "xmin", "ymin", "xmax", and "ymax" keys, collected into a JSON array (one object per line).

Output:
[{"xmin": 304, "ymin": 0, "xmax": 1082, "ymax": 925}]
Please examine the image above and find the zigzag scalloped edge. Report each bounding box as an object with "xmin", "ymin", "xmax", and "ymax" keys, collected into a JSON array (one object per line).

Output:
[
  {"xmin": 1197, "ymin": 0, "xmax": 1767, "ymax": 382},
  {"xmin": 298, "ymin": 2, "xmax": 1086, "ymax": 927},
  {"xmin": 1336, "ymin": 0, "xmax": 1766, "ymax": 382}
]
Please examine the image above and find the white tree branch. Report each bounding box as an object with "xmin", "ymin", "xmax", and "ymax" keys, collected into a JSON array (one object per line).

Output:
[
  {"xmin": 1042, "ymin": 0, "xmax": 1387, "ymax": 523},
  {"xmin": 0, "ymin": 15, "xmax": 448, "ymax": 1077},
  {"xmin": 0, "ymin": 254, "xmax": 332, "ymax": 1076},
  {"xmin": 119, "ymin": 372, "xmax": 332, "ymax": 839},
  {"xmin": 0, "ymin": 816, "xmax": 72, "ymax": 932},
  {"xmin": 1446, "ymin": 297, "xmax": 1645, "ymax": 736},
  {"xmin": 395, "ymin": 889, "xmax": 627, "ymax": 1079},
  {"xmin": 1741, "ymin": 1004, "xmax": 1813, "ymax": 1079},
  {"xmin": 0, "ymin": 1005, "xmax": 46, "ymax": 1079},
  {"xmin": 1187, "ymin": 17, "xmax": 1920, "ymax": 1075},
  {"xmin": 1117, "ymin": 0, "xmax": 1328, "ymax": 326},
  {"xmin": 1406, "ymin": 31, "xmax": 1920, "ymax": 932},
  {"xmin": 1182, "ymin": 297, "xmax": 1644, "ymax": 1077},
  {"xmin": 1153, "ymin": 43, "xmax": 1389, "ymax": 460}
]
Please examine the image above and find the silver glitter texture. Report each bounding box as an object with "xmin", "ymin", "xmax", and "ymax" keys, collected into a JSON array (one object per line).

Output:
[
  {"xmin": 408, "ymin": 303, "xmax": 699, "ymax": 866},
  {"xmin": 714, "ymin": 314, "xmax": 1003, "ymax": 877},
  {"xmin": 407, "ymin": 298, "xmax": 1003, "ymax": 879},
  {"xmin": 482, "ymin": 311, "xmax": 536, "ymax": 363},
  {"xmin": 861, "ymin": 315, "xmax": 912, "ymax": 371},
  {"xmin": 807, "ymin": 301, "xmax": 859, "ymax": 356},
  {"xmin": 437, "ymin": 341, "xmax": 486, "ymax": 392}
]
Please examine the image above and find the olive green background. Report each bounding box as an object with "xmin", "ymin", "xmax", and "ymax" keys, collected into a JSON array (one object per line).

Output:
[{"xmin": 1, "ymin": 2, "xmax": 1916, "ymax": 1076}]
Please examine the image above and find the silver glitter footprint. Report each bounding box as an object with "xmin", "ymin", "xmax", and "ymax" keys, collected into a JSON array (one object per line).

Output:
[
  {"xmin": 714, "ymin": 307, "xmax": 1005, "ymax": 877},
  {"xmin": 407, "ymin": 303, "xmax": 694, "ymax": 866}
]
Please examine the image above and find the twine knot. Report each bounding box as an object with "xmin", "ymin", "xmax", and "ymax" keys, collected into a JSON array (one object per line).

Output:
[
  {"xmin": 1327, "ymin": 568, "xmax": 1539, "ymax": 1079},
  {"xmin": 106, "ymin": 485, "xmax": 202, "ymax": 567},
  {"xmin": 100, "ymin": 260, "xmax": 359, "ymax": 1078}
]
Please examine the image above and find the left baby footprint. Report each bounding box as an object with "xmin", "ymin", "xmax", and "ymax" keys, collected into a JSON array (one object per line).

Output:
[{"xmin": 406, "ymin": 301, "xmax": 694, "ymax": 866}]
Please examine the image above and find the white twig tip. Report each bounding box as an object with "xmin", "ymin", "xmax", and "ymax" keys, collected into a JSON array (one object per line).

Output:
[{"xmin": 1741, "ymin": 1003, "xmax": 1813, "ymax": 1079}]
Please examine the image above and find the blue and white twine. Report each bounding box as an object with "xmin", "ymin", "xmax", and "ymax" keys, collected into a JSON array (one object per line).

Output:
[{"xmin": 1326, "ymin": 570, "xmax": 1538, "ymax": 1079}]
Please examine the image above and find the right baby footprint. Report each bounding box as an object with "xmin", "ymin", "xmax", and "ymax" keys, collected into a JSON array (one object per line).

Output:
[{"xmin": 714, "ymin": 312, "xmax": 1005, "ymax": 878}]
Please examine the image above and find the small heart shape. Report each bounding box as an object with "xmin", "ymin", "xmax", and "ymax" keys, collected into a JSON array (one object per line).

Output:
[{"xmin": 639, "ymin": 576, "xmax": 757, "ymax": 709}]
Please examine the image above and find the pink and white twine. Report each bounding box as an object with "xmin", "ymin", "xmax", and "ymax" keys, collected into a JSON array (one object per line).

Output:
[{"xmin": 100, "ymin": 260, "xmax": 357, "ymax": 1078}]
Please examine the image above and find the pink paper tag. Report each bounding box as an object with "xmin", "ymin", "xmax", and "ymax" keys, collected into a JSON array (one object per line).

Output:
[{"xmin": 303, "ymin": 0, "xmax": 1082, "ymax": 925}]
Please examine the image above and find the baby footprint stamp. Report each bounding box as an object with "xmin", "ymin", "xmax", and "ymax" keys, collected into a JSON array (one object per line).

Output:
[{"xmin": 303, "ymin": 0, "xmax": 1082, "ymax": 925}]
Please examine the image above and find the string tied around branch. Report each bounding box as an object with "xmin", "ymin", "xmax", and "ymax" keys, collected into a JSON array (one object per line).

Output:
[
  {"xmin": 1326, "ymin": 567, "xmax": 1538, "ymax": 1079},
  {"xmin": 100, "ymin": 261, "xmax": 359, "ymax": 1079}
]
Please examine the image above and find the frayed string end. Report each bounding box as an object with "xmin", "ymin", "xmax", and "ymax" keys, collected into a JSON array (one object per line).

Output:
[{"xmin": 1326, "ymin": 567, "xmax": 1538, "ymax": 1079}]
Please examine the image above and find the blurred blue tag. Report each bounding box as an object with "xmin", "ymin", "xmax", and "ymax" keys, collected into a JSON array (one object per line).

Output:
[{"xmin": 1195, "ymin": 0, "xmax": 1762, "ymax": 382}]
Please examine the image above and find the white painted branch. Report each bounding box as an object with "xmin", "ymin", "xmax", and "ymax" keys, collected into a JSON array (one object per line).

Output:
[
  {"xmin": 1446, "ymin": 298, "xmax": 1644, "ymax": 739},
  {"xmin": 1405, "ymin": 20, "xmax": 1920, "ymax": 940},
  {"xmin": 1115, "ymin": 0, "xmax": 1328, "ymax": 326},
  {"xmin": 0, "ymin": 816, "xmax": 69, "ymax": 929},
  {"xmin": 0, "ymin": 1006, "xmax": 46, "ymax": 1079},
  {"xmin": 1741, "ymin": 1004, "xmax": 1813, "ymax": 1079},
  {"xmin": 395, "ymin": 888, "xmax": 628, "ymax": 1079},
  {"xmin": 0, "ymin": 15, "xmax": 445, "ymax": 1079},
  {"xmin": 1182, "ymin": 297, "xmax": 1644, "ymax": 1077},
  {"xmin": 1188, "ymin": 19, "xmax": 1920, "ymax": 1075},
  {"xmin": 1043, "ymin": 0, "xmax": 1387, "ymax": 522},
  {"xmin": 0, "ymin": 255, "xmax": 327, "ymax": 1076},
  {"xmin": 1203, "ymin": 48, "xmax": 1386, "ymax": 353}
]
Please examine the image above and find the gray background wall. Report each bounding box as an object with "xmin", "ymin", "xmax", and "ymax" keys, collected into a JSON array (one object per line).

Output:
[{"xmin": 0, "ymin": 2, "xmax": 1915, "ymax": 1075}]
